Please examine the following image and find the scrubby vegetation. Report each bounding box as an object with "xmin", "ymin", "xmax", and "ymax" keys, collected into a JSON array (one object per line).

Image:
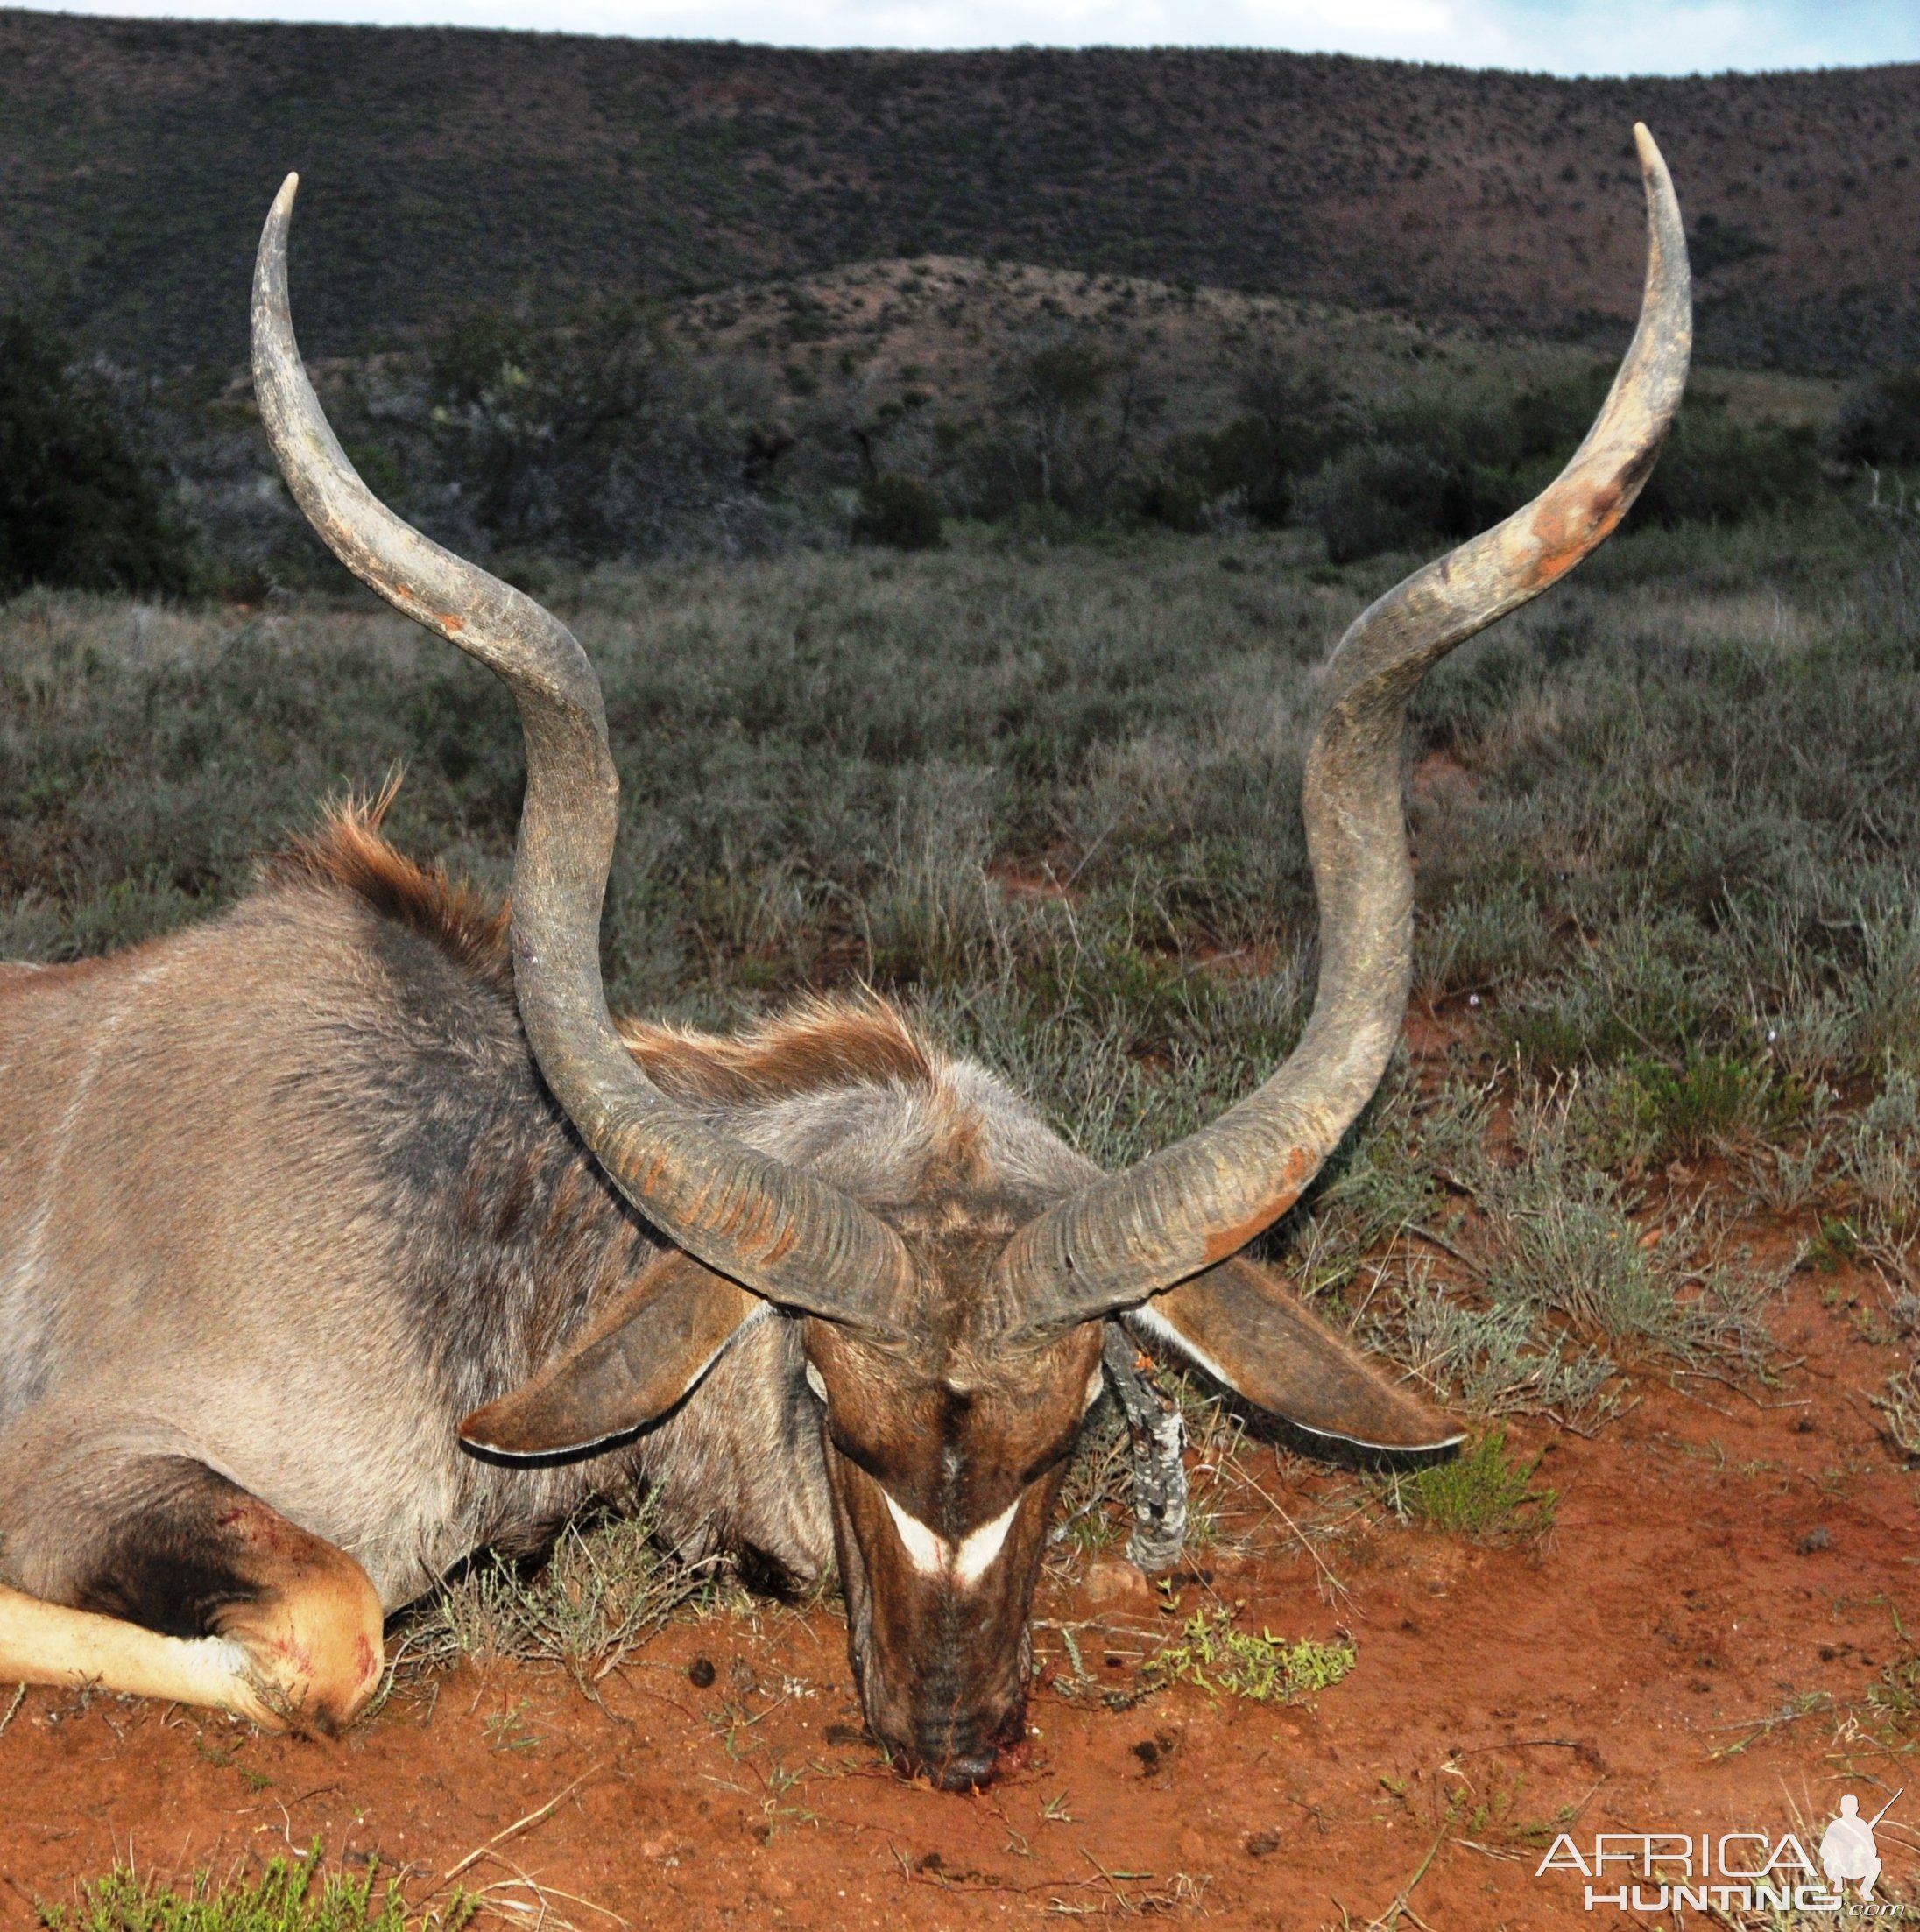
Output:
[
  {"xmin": 41, "ymin": 284, "xmax": 1842, "ymax": 588},
  {"xmin": 1294, "ymin": 374, "xmax": 1822, "ymax": 562},
  {"xmin": 4, "ymin": 13, "xmax": 1918, "ymax": 378},
  {"xmin": 1379, "ymin": 1428, "xmax": 1556, "ymax": 1541},
  {"xmin": 1826, "ymin": 366, "xmax": 1920, "ymax": 469},
  {"xmin": 1146, "ymin": 1610, "xmax": 1356, "ymax": 1704},
  {"xmin": 402, "ymin": 301, "xmax": 787, "ymax": 564},
  {"xmin": 0, "ymin": 313, "xmax": 193, "ymax": 599},
  {"xmin": 39, "ymin": 1847, "xmax": 472, "ymax": 1931},
  {"xmin": 852, "ymin": 472, "xmax": 944, "ymax": 550},
  {"xmin": 7, "ymin": 490, "xmax": 1919, "ymax": 1495}
]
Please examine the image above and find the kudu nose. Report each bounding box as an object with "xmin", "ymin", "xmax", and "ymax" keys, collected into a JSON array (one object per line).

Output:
[
  {"xmin": 903, "ymin": 1706, "xmax": 1022, "ymax": 1790},
  {"xmin": 921, "ymin": 1741, "xmax": 999, "ymax": 1791}
]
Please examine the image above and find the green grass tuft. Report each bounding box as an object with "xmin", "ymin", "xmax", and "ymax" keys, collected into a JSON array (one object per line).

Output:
[
  {"xmin": 39, "ymin": 1847, "xmax": 474, "ymax": 1932},
  {"xmin": 1381, "ymin": 1428, "xmax": 1557, "ymax": 1541}
]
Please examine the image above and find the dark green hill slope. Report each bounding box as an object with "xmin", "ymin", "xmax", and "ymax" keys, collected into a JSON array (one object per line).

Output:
[{"xmin": 2, "ymin": 11, "xmax": 1915, "ymax": 373}]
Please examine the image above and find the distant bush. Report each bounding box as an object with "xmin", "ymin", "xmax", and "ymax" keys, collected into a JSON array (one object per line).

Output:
[
  {"xmin": 1631, "ymin": 395, "xmax": 1822, "ymax": 527},
  {"xmin": 1297, "ymin": 366, "xmax": 1822, "ymax": 562},
  {"xmin": 1688, "ymin": 212, "xmax": 1775, "ymax": 276},
  {"xmin": 1133, "ymin": 462, "xmax": 1215, "ymax": 534},
  {"xmin": 421, "ymin": 300, "xmax": 776, "ymax": 562},
  {"xmin": 854, "ymin": 473, "xmax": 944, "ymax": 549},
  {"xmin": 0, "ymin": 311, "xmax": 191, "ymax": 598},
  {"xmin": 1825, "ymin": 369, "xmax": 1920, "ymax": 469},
  {"xmin": 969, "ymin": 333, "xmax": 1153, "ymax": 520},
  {"xmin": 1140, "ymin": 365, "xmax": 1345, "ymax": 532},
  {"xmin": 1296, "ymin": 443, "xmax": 1472, "ymax": 565},
  {"xmin": 1234, "ymin": 364, "xmax": 1352, "ymax": 521},
  {"xmin": 1297, "ymin": 374, "xmax": 1578, "ymax": 563},
  {"xmin": 1141, "ymin": 415, "xmax": 1302, "ymax": 532},
  {"xmin": 1006, "ymin": 339, "xmax": 1118, "ymax": 511}
]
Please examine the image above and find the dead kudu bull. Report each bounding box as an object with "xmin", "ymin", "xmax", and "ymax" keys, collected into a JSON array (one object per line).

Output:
[{"xmin": 0, "ymin": 130, "xmax": 1690, "ymax": 1789}]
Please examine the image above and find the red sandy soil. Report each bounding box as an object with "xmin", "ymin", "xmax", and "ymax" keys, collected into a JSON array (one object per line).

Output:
[{"xmin": 2, "ymin": 1253, "xmax": 1914, "ymax": 1932}]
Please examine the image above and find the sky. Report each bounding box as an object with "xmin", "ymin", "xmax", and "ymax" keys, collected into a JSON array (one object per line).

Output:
[{"xmin": 9, "ymin": 0, "xmax": 1918, "ymax": 72}]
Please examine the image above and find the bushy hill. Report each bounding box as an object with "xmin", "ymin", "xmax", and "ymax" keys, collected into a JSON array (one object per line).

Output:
[
  {"xmin": 2, "ymin": 11, "xmax": 1916, "ymax": 377},
  {"xmin": 663, "ymin": 254, "xmax": 1838, "ymax": 436}
]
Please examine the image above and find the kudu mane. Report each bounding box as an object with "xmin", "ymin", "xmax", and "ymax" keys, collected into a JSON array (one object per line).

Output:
[
  {"xmin": 276, "ymin": 790, "xmax": 940, "ymax": 1113},
  {"xmin": 266, "ymin": 787, "xmax": 513, "ymax": 990},
  {"xmin": 262, "ymin": 798, "xmax": 978, "ymax": 1396}
]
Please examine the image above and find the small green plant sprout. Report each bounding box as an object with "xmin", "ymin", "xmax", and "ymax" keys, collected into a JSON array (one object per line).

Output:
[
  {"xmin": 39, "ymin": 1844, "xmax": 477, "ymax": 1932},
  {"xmin": 1573, "ymin": 1048, "xmax": 1796, "ymax": 1175},
  {"xmin": 1810, "ymin": 1216, "xmax": 1861, "ymax": 1273},
  {"xmin": 481, "ymin": 1696, "xmax": 539, "ymax": 1752},
  {"xmin": 1380, "ymin": 1428, "xmax": 1558, "ymax": 1541},
  {"xmin": 1147, "ymin": 1606, "xmax": 1356, "ymax": 1704}
]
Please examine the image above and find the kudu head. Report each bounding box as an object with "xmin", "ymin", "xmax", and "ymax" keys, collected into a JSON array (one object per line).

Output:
[{"xmin": 250, "ymin": 126, "xmax": 1690, "ymax": 1787}]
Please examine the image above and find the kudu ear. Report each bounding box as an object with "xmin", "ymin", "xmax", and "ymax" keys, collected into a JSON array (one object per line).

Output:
[
  {"xmin": 1128, "ymin": 1257, "xmax": 1464, "ymax": 1455},
  {"xmin": 460, "ymin": 1252, "xmax": 762, "ymax": 1460}
]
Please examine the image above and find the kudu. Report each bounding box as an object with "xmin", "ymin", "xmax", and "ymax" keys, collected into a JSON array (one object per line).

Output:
[{"xmin": 0, "ymin": 128, "xmax": 1690, "ymax": 1789}]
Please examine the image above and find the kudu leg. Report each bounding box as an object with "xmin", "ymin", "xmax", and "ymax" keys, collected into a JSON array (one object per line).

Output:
[{"xmin": 0, "ymin": 1456, "xmax": 384, "ymax": 1734}]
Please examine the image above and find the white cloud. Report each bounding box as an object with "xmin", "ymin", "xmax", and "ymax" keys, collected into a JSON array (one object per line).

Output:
[{"xmin": 8, "ymin": 0, "xmax": 1916, "ymax": 71}]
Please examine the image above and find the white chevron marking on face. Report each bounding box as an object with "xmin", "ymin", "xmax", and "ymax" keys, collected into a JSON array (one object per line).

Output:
[
  {"xmin": 883, "ymin": 1491, "xmax": 948, "ymax": 1576},
  {"xmin": 881, "ymin": 1490, "xmax": 1021, "ymax": 1588},
  {"xmin": 953, "ymin": 1497, "xmax": 1021, "ymax": 1587}
]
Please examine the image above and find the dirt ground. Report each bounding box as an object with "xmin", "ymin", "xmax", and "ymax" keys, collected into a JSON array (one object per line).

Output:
[{"xmin": 2, "ymin": 1252, "xmax": 1915, "ymax": 1932}]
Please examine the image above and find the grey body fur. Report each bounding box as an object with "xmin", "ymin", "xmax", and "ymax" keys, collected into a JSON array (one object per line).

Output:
[{"xmin": 0, "ymin": 847, "xmax": 1092, "ymax": 1613}]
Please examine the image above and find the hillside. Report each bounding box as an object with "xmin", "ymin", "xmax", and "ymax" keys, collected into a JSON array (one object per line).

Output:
[
  {"xmin": 2, "ymin": 11, "xmax": 1916, "ymax": 377},
  {"xmin": 661, "ymin": 255, "xmax": 1841, "ymax": 436}
]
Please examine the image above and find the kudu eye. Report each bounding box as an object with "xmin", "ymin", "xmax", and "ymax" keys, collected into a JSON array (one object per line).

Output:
[{"xmin": 804, "ymin": 1360, "xmax": 828, "ymax": 1404}]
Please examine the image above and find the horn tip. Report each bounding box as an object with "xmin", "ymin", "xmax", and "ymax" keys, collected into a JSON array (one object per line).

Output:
[
  {"xmin": 274, "ymin": 171, "xmax": 300, "ymax": 212},
  {"xmin": 1633, "ymin": 123, "xmax": 1663, "ymax": 173}
]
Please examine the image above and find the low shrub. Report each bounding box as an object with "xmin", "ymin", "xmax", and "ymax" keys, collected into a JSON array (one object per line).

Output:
[
  {"xmin": 1384, "ymin": 1428, "xmax": 1556, "ymax": 1541},
  {"xmin": 0, "ymin": 312, "xmax": 192, "ymax": 598},
  {"xmin": 1571, "ymin": 1050, "xmax": 1804, "ymax": 1174},
  {"xmin": 1632, "ymin": 395, "xmax": 1822, "ymax": 527},
  {"xmin": 1298, "ymin": 370, "xmax": 1823, "ymax": 562},
  {"xmin": 1297, "ymin": 441, "xmax": 1475, "ymax": 564},
  {"xmin": 1825, "ymin": 368, "xmax": 1920, "ymax": 469},
  {"xmin": 1140, "ymin": 367, "xmax": 1347, "ymax": 532},
  {"xmin": 417, "ymin": 300, "xmax": 776, "ymax": 562},
  {"xmin": 853, "ymin": 472, "xmax": 944, "ymax": 549}
]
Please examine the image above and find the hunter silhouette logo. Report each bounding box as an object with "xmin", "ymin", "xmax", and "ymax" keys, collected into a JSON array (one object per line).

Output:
[
  {"xmin": 1822, "ymin": 1791, "xmax": 1900, "ymax": 1904},
  {"xmin": 1535, "ymin": 1795, "xmax": 1911, "ymax": 1914}
]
